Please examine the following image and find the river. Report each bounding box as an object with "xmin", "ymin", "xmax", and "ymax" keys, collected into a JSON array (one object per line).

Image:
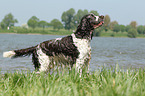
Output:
[{"xmin": 0, "ymin": 34, "xmax": 145, "ymax": 72}]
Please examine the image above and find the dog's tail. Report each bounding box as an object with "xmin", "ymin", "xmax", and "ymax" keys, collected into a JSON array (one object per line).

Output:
[{"xmin": 3, "ymin": 46, "xmax": 36, "ymax": 58}]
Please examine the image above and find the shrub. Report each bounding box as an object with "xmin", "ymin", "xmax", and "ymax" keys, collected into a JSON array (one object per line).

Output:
[{"xmin": 127, "ymin": 28, "xmax": 138, "ymax": 38}]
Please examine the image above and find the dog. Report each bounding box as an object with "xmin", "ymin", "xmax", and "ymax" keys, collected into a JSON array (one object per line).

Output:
[{"xmin": 3, "ymin": 14, "xmax": 104, "ymax": 74}]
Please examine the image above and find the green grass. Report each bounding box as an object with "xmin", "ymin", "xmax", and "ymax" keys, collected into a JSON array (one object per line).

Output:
[
  {"xmin": 100, "ymin": 31, "xmax": 128, "ymax": 38},
  {"xmin": 0, "ymin": 66, "xmax": 145, "ymax": 96},
  {"xmin": 100, "ymin": 31, "xmax": 145, "ymax": 38},
  {"xmin": 0, "ymin": 27, "xmax": 73, "ymax": 35},
  {"xmin": 1, "ymin": 27, "xmax": 145, "ymax": 38}
]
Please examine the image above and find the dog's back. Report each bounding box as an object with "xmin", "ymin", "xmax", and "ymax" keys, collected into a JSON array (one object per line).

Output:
[{"xmin": 3, "ymin": 14, "xmax": 104, "ymax": 74}]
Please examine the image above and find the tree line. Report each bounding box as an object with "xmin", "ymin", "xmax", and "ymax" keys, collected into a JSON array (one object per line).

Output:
[{"xmin": 0, "ymin": 8, "xmax": 145, "ymax": 38}]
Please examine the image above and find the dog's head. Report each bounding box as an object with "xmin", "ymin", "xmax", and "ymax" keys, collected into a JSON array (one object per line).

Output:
[
  {"xmin": 80, "ymin": 13, "xmax": 104, "ymax": 30},
  {"xmin": 75, "ymin": 13, "xmax": 104, "ymax": 39}
]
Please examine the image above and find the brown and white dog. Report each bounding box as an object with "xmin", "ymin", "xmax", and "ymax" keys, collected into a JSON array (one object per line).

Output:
[{"xmin": 3, "ymin": 14, "xmax": 104, "ymax": 74}]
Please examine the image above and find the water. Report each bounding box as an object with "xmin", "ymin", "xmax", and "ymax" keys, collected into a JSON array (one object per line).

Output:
[{"xmin": 1, "ymin": 34, "xmax": 145, "ymax": 72}]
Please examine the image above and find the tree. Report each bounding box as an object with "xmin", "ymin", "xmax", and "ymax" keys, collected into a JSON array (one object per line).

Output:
[
  {"xmin": 113, "ymin": 24, "xmax": 126, "ymax": 33},
  {"xmin": 1, "ymin": 13, "xmax": 18, "ymax": 29},
  {"xmin": 0, "ymin": 22, "xmax": 6, "ymax": 29},
  {"xmin": 38, "ymin": 20, "xmax": 48, "ymax": 31},
  {"xmin": 126, "ymin": 25, "xmax": 132, "ymax": 32},
  {"xmin": 94, "ymin": 27, "xmax": 103, "ymax": 36},
  {"xmin": 113, "ymin": 24, "xmax": 121, "ymax": 32},
  {"xmin": 137, "ymin": 25, "xmax": 145, "ymax": 34},
  {"xmin": 120, "ymin": 25, "xmax": 126, "ymax": 32},
  {"xmin": 130, "ymin": 21, "xmax": 137, "ymax": 29},
  {"xmin": 27, "ymin": 16, "xmax": 39, "ymax": 29},
  {"xmin": 90, "ymin": 10, "xmax": 99, "ymax": 16},
  {"xmin": 61, "ymin": 8, "xmax": 75, "ymax": 30},
  {"xmin": 127, "ymin": 28, "xmax": 138, "ymax": 38},
  {"xmin": 109, "ymin": 21, "xmax": 118, "ymax": 30},
  {"xmin": 51, "ymin": 19, "xmax": 63, "ymax": 31},
  {"xmin": 104, "ymin": 15, "xmax": 111, "ymax": 31}
]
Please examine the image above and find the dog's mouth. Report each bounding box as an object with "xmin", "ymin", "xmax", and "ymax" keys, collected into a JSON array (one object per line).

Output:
[
  {"xmin": 92, "ymin": 15, "xmax": 104, "ymax": 28},
  {"xmin": 93, "ymin": 21, "xmax": 104, "ymax": 28}
]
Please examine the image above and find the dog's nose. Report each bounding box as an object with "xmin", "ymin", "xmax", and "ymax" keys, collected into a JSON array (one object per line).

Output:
[{"xmin": 99, "ymin": 15, "xmax": 104, "ymax": 19}]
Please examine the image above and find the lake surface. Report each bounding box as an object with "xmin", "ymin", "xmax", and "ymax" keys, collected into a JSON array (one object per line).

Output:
[{"xmin": 1, "ymin": 34, "xmax": 145, "ymax": 73}]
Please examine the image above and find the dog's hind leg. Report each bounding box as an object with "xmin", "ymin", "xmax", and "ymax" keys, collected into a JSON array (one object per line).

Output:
[
  {"xmin": 32, "ymin": 49, "xmax": 40, "ymax": 71},
  {"xmin": 36, "ymin": 45, "xmax": 50, "ymax": 73}
]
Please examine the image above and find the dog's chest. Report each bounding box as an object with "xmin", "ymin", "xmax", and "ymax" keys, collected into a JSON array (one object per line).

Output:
[{"xmin": 72, "ymin": 34, "xmax": 91, "ymax": 59}]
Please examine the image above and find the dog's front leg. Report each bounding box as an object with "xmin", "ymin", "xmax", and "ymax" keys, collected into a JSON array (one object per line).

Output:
[
  {"xmin": 85, "ymin": 51, "xmax": 91, "ymax": 74},
  {"xmin": 75, "ymin": 59, "xmax": 84, "ymax": 77}
]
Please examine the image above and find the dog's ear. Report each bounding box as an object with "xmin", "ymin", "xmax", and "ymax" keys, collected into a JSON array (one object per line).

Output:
[
  {"xmin": 78, "ymin": 16, "xmax": 93, "ymax": 31},
  {"xmin": 75, "ymin": 14, "xmax": 95, "ymax": 39}
]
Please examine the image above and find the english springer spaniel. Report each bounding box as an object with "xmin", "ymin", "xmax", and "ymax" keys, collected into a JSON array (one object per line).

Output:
[{"xmin": 3, "ymin": 14, "xmax": 104, "ymax": 74}]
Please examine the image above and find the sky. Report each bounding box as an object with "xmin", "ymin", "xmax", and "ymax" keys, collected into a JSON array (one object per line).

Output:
[{"xmin": 0, "ymin": 0, "xmax": 145, "ymax": 26}]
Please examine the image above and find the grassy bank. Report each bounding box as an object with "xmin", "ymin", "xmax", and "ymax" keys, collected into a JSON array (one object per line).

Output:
[
  {"xmin": 0, "ymin": 27, "xmax": 73, "ymax": 35},
  {"xmin": 100, "ymin": 30, "xmax": 145, "ymax": 38},
  {"xmin": 1, "ymin": 27, "xmax": 145, "ymax": 38},
  {"xmin": 0, "ymin": 66, "xmax": 145, "ymax": 96}
]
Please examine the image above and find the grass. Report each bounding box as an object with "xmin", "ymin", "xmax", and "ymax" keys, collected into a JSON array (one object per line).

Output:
[
  {"xmin": 0, "ymin": 66, "xmax": 145, "ymax": 96},
  {"xmin": 0, "ymin": 27, "xmax": 73, "ymax": 35},
  {"xmin": 100, "ymin": 31, "xmax": 145, "ymax": 38},
  {"xmin": 1, "ymin": 27, "xmax": 145, "ymax": 38}
]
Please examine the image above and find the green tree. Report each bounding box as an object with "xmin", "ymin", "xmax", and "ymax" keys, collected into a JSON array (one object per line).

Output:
[
  {"xmin": 130, "ymin": 21, "xmax": 137, "ymax": 29},
  {"xmin": 1, "ymin": 13, "xmax": 18, "ymax": 29},
  {"xmin": 127, "ymin": 28, "xmax": 138, "ymax": 38},
  {"xmin": 113, "ymin": 24, "xmax": 120, "ymax": 32},
  {"xmin": 126, "ymin": 25, "xmax": 132, "ymax": 32},
  {"xmin": 113, "ymin": 24, "xmax": 126, "ymax": 32},
  {"xmin": 94, "ymin": 27, "xmax": 103, "ymax": 37},
  {"xmin": 90, "ymin": 10, "xmax": 99, "ymax": 16},
  {"xmin": 104, "ymin": 15, "xmax": 111, "ymax": 31},
  {"xmin": 0, "ymin": 22, "xmax": 6, "ymax": 29},
  {"xmin": 137, "ymin": 25, "xmax": 145, "ymax": 34},
  {"xmin": 27, "ymin": 16, "xmax": 39, "ymax": 29},
  {"xmin": 120, "ymin": 25, "xmax": 126, "ymax": 32},
  {"xmin": 61, "ymin": 8, "xmax": 75, "ymax": 30},
  {"xmin": 38, "ymin": 20, "xmax": 48, "ymax": 31},
  {"xmin": 51, "ymin": 19, "xmax": 63, "ymax": 31},
  {"xmin": 109, "ymin": 21, "xmax": 118, "ymax": 30}
]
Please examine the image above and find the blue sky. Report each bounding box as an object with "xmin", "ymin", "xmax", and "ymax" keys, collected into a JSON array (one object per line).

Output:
[{"xmin": 0, "ymin": 0, "xmax": 144, "ymax": 26}]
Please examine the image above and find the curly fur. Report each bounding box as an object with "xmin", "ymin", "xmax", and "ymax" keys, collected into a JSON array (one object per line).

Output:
[{"xmin": 3, "ymin": 14, "xmax": 104, "ymax": 74}]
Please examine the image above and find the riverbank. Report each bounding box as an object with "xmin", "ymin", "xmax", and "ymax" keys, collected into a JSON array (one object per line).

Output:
[
  {"xmin": 0, "ymin": 66, "xmax": 145, "ymax": 96},
  {"xmin": 1, "ymin": 31, "xmax": 145, "ymax": 38},
  {"xmin": 0, "ymin": 27, "xmax": 73, "ymax": 36},
  {"xmin": 1, "ymin": 27, "xmax": 145, "ymax": 38}
]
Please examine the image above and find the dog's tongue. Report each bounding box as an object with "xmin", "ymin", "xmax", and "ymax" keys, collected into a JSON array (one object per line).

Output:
[
  {"xmin": 94, "ymin": 21, "xmax": 104, "ymax": 28},
  {"xmin": 98, "ymin": 21, "xmax": 104, "ymax": 26}
]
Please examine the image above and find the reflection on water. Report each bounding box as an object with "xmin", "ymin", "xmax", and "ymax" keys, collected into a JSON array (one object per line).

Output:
[{"xmin": 0, "ymin": 34, "xmax": 145, "ymax": 73}]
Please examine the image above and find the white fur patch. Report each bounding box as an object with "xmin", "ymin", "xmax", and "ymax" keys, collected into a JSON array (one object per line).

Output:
[
  {"xmin": 95, "ymin": 16, "xmax": 99, "ymax": 21},
  {"xmin": 3, "ymin": 51, "xmax": 16, "ymax": 58},
  {"xmin": 55, "ymin": 38, "xmax": 62, "ymax": 41},
  {"xmin": 71, "ymin": 33, "xmax": 91, "ymax": 70},
  {"xmin": 37, "ymin": 45, "xmax": 50, "ymax": 72}
]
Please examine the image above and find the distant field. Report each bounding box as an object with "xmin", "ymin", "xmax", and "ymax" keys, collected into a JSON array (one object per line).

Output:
[
  {"xmin": 0, "ymin": 27, "xmax": 73, "ymax": 35},
  {"xmin": 1, "ymin": 27, "xmax": 145, "ymax": 38}
]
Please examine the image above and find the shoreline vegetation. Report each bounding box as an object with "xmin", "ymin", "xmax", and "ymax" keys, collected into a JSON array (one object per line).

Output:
[
  {"xmin": 0, "ymin": 66, "xmax": 145, "ymax": 96},
  {"xmin": 1, "ymin": 9, "xmax": 145, "ymax": 38},
  {"xmin": 1, "ymin": 27, "xmax": 145, "ymax": 38}
]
